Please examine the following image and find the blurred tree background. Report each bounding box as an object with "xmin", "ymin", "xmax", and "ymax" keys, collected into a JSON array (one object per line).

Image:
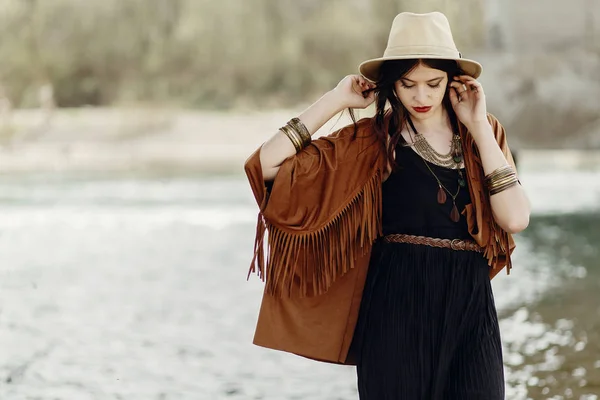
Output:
[
  {"xmin": 0, "ymin": 0, "xmax": 598, "ymax": 143},
  {"xmin": 0, "ymin": 0, "xmax": 493, "ymax": 109}
]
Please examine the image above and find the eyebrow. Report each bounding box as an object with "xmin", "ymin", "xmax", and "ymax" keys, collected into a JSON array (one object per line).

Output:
[{"xmin": 401, "ymin": 77, "xmax": 445, "ymax": 83}]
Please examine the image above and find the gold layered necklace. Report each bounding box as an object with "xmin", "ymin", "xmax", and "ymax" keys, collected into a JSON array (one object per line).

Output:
[
  {"xmin": 412, "ymin": 133, "xmax": 461, "ymax": 168},
  {"xmin": 406, "ymin": 117, "xmax": 466, "ymax": 223}
]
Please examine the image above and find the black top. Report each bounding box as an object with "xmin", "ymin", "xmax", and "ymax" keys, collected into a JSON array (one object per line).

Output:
[{"xmin": 381, "ymin": 141, "xmax": 472, "ymax": 240}]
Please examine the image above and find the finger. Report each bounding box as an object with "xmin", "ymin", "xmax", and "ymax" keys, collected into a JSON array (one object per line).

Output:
[
  {"xmin": 460, "ymin": 77, "xmax": 480, "ymax": 86},
  {"xmin": 449, "ymin": 82, "xmax": 468, "ymax": 93},
  {"xmin": 456, "ymin": 75, "xmax": 477, "ymax": 80},
  {"xmin": 465, "ymin": 81, "xmax": 482, "ymax": 94},
  {"xmin": 458, "ymin": 85, "xmax": 471, "ymax": 98},
  {"xmin": 361, "ymin": 93, "xmax": 376, "ymax": 107},
  {"xmin": 448, "ymin": 86, "xmax": 461, "ymax": 107},
  {"xmin": 453, "ymin": 75, "xmax": 478, "ymax": 85},
  {"xmin": 454, "ymin": 80, "xmax": 479, "ymax": 96},
  {"xmin": 365, "ymin": 88, "xmax": 377, "ymax": 99},
  {"xmin": 362, "ymin": 80, "xmax": 376, "ymax": 92},
  {"xmin": 455, "ymin": 76, "xmax": 482, "ymax": 89}
]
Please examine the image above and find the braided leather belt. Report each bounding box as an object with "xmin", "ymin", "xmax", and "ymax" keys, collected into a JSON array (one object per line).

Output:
[{"xmin": 383, "ymin": 233, "xmax": 483, "ymax": 253}]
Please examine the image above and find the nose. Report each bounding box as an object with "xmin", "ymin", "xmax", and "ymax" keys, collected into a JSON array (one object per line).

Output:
[{"xmin": 414, "ymin": 85, "xmax": 429, "ymax": 103}]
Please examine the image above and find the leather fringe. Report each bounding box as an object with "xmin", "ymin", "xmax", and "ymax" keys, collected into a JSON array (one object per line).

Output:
[
  {"xmin": 248, "ymin": 170, "xmax": 383, "ymax": 298},
  {"xmin": 460, "ymin": 122, "xmax": 513, "ymax": 277}
]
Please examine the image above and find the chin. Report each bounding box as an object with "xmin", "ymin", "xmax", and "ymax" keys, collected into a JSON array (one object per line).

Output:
[{"xmin": 408, "ymin": 111, "xmax": 432, "ymax": 121}]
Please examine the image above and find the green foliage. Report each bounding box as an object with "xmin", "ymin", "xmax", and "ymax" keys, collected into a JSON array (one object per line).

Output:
[{"xmin": 0, "ymin": 0, "xmax": 411, "ymax": 108}]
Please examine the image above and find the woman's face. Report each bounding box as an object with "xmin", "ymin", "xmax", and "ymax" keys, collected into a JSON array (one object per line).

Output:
[{"xmin": 394, "ymin": 63, "xmax": 449, "ymax": 122}]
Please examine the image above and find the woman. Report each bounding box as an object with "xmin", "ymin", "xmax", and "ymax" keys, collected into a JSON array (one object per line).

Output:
[{"xmin": 244, "ymin": 12, "xmax": 530, "ymax": 399}]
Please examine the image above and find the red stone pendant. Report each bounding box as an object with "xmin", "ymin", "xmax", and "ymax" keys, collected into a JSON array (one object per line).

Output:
[
  {"xmin": 450, "ymin": 203, "xmax": 460, "ymax": 222},
  {"xmin": 437, "ymin": 185, "xmax": 447, "ymax": 204}
]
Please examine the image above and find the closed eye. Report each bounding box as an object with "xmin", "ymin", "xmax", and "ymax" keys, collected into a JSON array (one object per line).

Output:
[{"xmin": 401, "ymin": 82, "xmax": 442, "ymax": 89}]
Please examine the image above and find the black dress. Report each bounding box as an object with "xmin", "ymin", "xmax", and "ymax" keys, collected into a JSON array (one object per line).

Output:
[{"xmin": 350, "ymin": 142, "xmax": 505, "ymax": 399}]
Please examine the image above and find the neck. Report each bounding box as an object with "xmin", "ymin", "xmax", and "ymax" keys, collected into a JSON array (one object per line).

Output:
[{"xmin": 409, "ymin": 107, "xmax": 451, "ymax": 136}]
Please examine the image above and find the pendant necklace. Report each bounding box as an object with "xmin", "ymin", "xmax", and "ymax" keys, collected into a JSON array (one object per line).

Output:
[{"xmin": 406, "ymin": 116, "xmax": 466, "ymax": 222}]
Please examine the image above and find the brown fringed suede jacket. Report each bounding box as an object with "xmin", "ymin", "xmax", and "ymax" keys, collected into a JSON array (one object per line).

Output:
[{"xmin": 244, "ymin": 113, "xmax": 516, "ymax": 365}]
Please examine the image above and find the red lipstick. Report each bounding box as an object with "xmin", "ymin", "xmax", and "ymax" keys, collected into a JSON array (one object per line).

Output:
[{"xmin": 413, "ymin": 106, "xmax": 432, "ymax": 113}]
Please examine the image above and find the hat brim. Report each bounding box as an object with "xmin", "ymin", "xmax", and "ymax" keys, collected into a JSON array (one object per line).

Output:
[{"xmin": 359, "ymin": 56, "xmax": 482, "ymax": 82}]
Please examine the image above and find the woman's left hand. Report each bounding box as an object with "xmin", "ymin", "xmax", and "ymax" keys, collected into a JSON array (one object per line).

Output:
[{"xmin": 449, "ymin": 75, "xmax": 489, "ymax": 133}]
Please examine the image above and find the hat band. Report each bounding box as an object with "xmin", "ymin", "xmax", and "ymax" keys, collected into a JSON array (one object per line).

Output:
[{"xmin": 383, "ymin": 45, "xmax": 461, "ymax": 59}]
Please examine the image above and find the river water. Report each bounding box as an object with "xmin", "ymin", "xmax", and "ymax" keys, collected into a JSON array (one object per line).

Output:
[{"xmin": 0, "ymin": 170, "xmax": 598, "ymax": 399}]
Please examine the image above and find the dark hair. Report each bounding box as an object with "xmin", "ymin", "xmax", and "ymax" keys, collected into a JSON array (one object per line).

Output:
[{"xmin": 348, "ymin": 59, "xmax": 464, "ymax": 170}]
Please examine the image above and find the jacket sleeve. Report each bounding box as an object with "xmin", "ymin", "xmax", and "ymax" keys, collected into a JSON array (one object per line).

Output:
[
  {"xmin": 489, "ymin": 114, "xmax": 518, "ymax": 278},
  {"xmin": 243, "ymin": 117, "xmax": 384, "ymax": 297},
  {"xmin": 489, "ymin": 114, "xmax": 519, "ymax": 177},
  {"xmin": 462, "ymin": 113, "xmax": 518, "ymax": 279}
]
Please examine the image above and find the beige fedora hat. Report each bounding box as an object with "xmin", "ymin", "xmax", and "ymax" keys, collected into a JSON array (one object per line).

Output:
[{"xmin": 359, "ymin": 12, "xmax": 482, "ymax": 81}]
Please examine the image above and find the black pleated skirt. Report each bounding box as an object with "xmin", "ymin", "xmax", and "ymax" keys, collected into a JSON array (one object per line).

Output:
[{"xmin": 351, "ymin": 240, "xmax": 505, "ymax": 400}]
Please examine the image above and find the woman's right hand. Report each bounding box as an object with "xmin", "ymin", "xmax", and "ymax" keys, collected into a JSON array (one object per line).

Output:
[{"xmin": 332, "ymin": 75, "xmax": 377, "ymax": 109}]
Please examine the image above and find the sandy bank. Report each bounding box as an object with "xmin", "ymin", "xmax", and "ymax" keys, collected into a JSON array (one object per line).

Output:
[{"xmin": 0, "ymin": 108, "xmax": 599, "ymax": 174}]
